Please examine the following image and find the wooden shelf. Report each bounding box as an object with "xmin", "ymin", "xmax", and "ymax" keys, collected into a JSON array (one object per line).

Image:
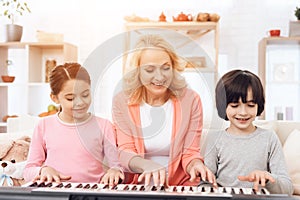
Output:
[
  {"xmin": 259, "ymin": 36, "xmax": 300, "ymax": 45},
  {"xmin": 0, "ymin": 42, "xmax": 77, "ymax": 48},
  {"xmin": 258, "ymin": 37, "xmax": 300, "ymax": 88},
  {"xmin": 124, "ymin": 21, "xmax": 218, "ymax": 30},
  {"xmin": 0, "ymin": 42, "xmax": 78, "ymax": 133},
  {"xmin": 258, "ymin": 36, "xmax": 300, "ymax": 120}
]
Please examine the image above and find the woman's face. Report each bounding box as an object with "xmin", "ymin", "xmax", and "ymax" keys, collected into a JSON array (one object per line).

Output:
[{"xmin": 139, "ymin": 48, "xmax": 173, "ymax": 100}]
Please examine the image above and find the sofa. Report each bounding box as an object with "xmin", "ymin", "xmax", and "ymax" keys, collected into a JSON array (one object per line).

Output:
[{"xmin": 2, "ymin": 115, "xmax": 300, "ymax": 197}]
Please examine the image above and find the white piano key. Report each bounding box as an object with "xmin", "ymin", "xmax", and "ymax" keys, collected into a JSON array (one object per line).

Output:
[{"xmin": 242, "ymin": 187, "xmax": 253, "ymax": 195}]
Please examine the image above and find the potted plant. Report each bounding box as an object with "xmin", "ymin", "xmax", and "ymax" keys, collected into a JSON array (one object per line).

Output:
[
  {"xmin": 1, "ymin": 0, "xmax": 31, "ymax": 42},
  {"xmin": 295, "ymin": 6, "xmax": 300, "ymax": 20},
  {"xmin": 289, "ymin": 6, "xmax": 300, "ymax": 37}
]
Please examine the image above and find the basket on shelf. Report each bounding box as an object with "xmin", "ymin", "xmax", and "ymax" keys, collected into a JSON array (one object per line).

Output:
[{"xmin": 36, "ymin": 31, "xmax": 64, "ymax": 42}]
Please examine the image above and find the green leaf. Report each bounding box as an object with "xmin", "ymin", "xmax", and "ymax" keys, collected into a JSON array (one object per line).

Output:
[{"xmin": 1, "ymin": 0, "xmax": 31, "ymax": 22}]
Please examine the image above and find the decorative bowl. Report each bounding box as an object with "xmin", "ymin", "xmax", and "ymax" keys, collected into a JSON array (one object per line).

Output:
[{"xmin": 1, "ymin": 75, "xmax": 15, "ymax": 83}]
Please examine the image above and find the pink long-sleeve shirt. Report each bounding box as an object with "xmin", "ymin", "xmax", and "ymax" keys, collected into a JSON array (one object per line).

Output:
[{"xmin": 23, "ymin": 114, "xmax": 122, "ymax": 183}]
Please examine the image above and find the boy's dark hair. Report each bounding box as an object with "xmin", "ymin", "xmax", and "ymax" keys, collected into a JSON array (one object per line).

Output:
[{"xmin": 215, "ymin": 69, "xmax": 265, "ymax": 120}]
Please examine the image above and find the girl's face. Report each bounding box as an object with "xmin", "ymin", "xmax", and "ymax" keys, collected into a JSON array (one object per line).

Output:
[
  {"xmin": 51, "ymin": 79, "xmax": 91, "ymax": 123},
  {"xmin": 139, "ymin": 49, "xmax": 173, "ymax": 104},
  {"xmin": 226, "ymin": 88, "xmax": 258, "ymax": 134}
]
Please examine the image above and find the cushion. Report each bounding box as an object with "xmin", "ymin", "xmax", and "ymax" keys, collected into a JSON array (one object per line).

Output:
[
  {"xmin": 283, "ymin": 129, "xmax": 300, "ymax": 194},
  {"xmin": 0, "ymin": 129, "xmax": 34, "ymax": 141},
  {"xmin": 7, "ymin": 115, "xmax": 39, "ymax": 133}
]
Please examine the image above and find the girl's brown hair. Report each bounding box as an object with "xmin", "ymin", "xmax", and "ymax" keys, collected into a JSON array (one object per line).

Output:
[{"xmin": 49, "ymin": 62, "xmax": 91, "ymax": 95}]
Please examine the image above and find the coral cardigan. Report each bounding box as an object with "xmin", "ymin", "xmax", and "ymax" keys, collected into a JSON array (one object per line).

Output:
[{"xmin": 112, "ymin": 88, "xmax": 204, "ymax": 186}]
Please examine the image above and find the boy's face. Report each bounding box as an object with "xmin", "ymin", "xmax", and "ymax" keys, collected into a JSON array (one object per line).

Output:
[
  {"xmin": 51, "ymin": 79, "xmax": 91, "ymax": 123},
  {"xmin": 226, "ymin": 88, "xmax": 258, "ymax": 134}
]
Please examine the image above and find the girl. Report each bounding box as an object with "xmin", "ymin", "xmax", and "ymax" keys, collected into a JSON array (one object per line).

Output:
[
  {"xmin": 23, "ymin": 63, "xmax": 124, "ymax": 186},
  {"xmin": 204, "ymin": 69, "xmax": 293, "ymax": 195}
]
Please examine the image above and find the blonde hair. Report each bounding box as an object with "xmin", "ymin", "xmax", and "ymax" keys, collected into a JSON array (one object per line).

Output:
[{"xmin": 123, "ymin": 34, "xmax": 187, "ymax": 105}]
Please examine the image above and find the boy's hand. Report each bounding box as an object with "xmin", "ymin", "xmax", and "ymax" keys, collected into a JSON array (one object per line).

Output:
[
  {"xmin": 187, "ymin": 159, "xmax": 217, "ymax": 187},
  {"xmin": 238, "ymin": 170, "xmax": 275, "ymax": 191}
]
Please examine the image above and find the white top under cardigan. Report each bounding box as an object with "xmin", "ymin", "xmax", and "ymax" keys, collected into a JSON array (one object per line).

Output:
[{"xmin": 140, "ymin": 99, "xmax": 173, "ymax": 170}]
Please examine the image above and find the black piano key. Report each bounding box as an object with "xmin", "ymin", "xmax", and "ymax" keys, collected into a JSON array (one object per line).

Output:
[
  {"xmin": 28, "ymin": 182, "xmax": 38, "ymax": 187},
  {"xmin": 76, "ymin": 183, "xmax": 83, "ymax": 188},
  {"xmin": 239, "ymin": 188, "xmax": 244, "ymax": 194},
  {"xmin": 37, "ymin": 182, "xmax": 46, "ymax": 187},
  {"xmin": 161, "ymin": 185, "xmax": 166, "ymax": 191},
  {"xmin": 45, "ymin": 182, "xmax": 53, "ymax": 187},
  {"xmin": 103, "ymin": 184, "xmax": 109, "ymax": 189},
  {"xmin": 111, "ymin": 184, "xmax": 118, "ymax": 190},
  {"xmin": 210, "ymin": 187, "xmax": 214, "ymax": 193},
  {"xmin": 261, "ymin": 188, "xmax": 266, "ymax": 194},
  {"xmin": 83, "ymin": 184, "xmax": 90, "ymax": 189},
  {"xmin": 91, "ymin": 184, "xmax": 98, "ymax": 189},
  {"xmin": 132, "ymin": 185, "xmax": 137, "ymax": 191},
  {"xmin": 140, "ymin": 185, "xmax": 145, "ymax": 191},
  {"xmin": 252, "ymin": 188, "xmax": 257, "ymax": 195},
  {"xmin": 201, "ymin": 186, "xmax": 205, "ymax": 192},
  {"xmin": 151, "ymin": 186, "xmax": 157, "ymax": 191},
  {"xmin": 123, "ymin": 185, "xmax": 129, "ymax": 190},
  {"xmin": 231, "ymin": 188, "xmax": 235, "ymax": 194},
  {"xmin": 222, "ymin": 187, "xmax": 227, "ymax": 193},
  {"xmin": 65, "ymin": 183, "xmax": 72, "ymax": 188},
  {"xmin": 56, "ymin": 183, "xmax": 64, "ymax": 188}
]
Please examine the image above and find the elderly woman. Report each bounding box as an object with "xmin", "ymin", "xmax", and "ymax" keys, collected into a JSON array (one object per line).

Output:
[{"xmin": 112, "ymin": 34, "xmax": 216, "ymax": 187}]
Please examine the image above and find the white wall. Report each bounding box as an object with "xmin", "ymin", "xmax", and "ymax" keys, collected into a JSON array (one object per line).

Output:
[
  {"xmin": 1, "ymin": 0, "xmax": 299, "ymax": 121},
  {"xmin": 1, "ymin": 0, "xmax": 298, "ymax": 69}
]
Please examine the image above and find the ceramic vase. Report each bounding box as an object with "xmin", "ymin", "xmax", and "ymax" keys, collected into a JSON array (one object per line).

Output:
[
  {"xmin": 289, "ymin": 21, "xmax": 300, "ymax": 37},
  {"xmin": 4, "ymin": 24, "xmax": 23, "ymax": 42}
]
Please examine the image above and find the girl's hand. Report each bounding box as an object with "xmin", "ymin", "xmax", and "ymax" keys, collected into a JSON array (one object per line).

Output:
[
  {"xmin": 34, "ymin": 166, "xmax": 71, "ymax": 183},
  {"xmin": 238, "ymin": 170, "xmax": 275, "ymax": 191},
  {"xmin": 187, "ymin": 159, "xmax": 217, "ymax": 187},
  {"xmin": 100, "ymin": 168, "xmax": 124, "ymax": 187},
  {"xmin": 138, "ymin": 160, "xmax": 166, "ymax": 187}
]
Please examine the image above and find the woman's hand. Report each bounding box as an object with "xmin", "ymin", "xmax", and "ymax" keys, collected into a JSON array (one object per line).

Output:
[
  {"xmin": 137, "ymin": 160, "xmax": 166, "ymax": 187},
  {"xmin": 187, "ymin": 159, "xmax": 217, "ymax": 187},
  {"xmin": 238, "ymin": 170, "xmax": 275, "ymax": 191},
  {"xmin": 129, "ymin": 156, "xmax": 167, "ymax": 186},
  {"xmin": 100, "ymin": 168, "xmax": 125, "ymax": 187},
  {"xmin": 34, "ymin": 166, "xmax": 71, "ymax": 183}
]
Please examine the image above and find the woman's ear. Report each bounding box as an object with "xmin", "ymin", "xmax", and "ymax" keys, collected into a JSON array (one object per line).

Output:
[{"xmin": 50, "ymin": 93, "xmax": 59, "ymax": 104}]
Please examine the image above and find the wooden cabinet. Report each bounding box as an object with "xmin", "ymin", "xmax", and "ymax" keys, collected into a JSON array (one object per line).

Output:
[
  {"xmin": 258, "ymin": 37, "xmax": 300, "ymax": 121},
  {"xmin": 0, "ymin": 42, "xmax": 77, "ymax": 132},
  {"xmin": 123, "ymin": 21, "xmax": 219, "ymax": 83}
]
